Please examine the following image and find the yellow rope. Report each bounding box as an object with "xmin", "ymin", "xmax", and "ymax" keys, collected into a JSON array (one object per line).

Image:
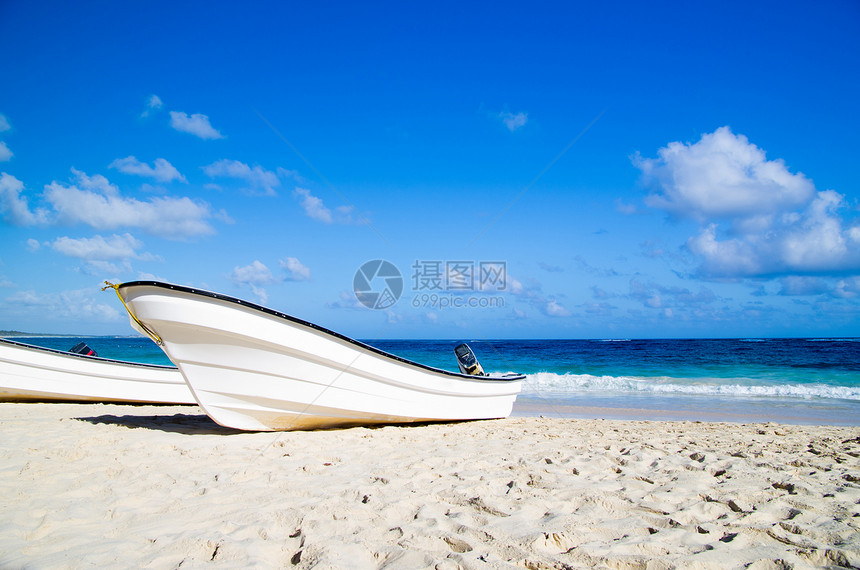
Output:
[{"xmin": 102, "ymin": 281, "xmax": 163, "ymax": 346}]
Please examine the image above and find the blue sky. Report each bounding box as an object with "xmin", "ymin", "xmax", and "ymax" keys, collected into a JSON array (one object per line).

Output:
[{"xmin": 1, "ymin": 1, "xmax": 859, "ymax": 339}]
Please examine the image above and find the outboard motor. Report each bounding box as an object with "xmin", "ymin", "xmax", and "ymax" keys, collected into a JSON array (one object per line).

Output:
[
  {"xmin": 454, "ymin": 343, "xmax": 484, "ymax": 376},
  {"xmin": 69, "ymin": 342, "xmax": 97, "ymax": 357}
]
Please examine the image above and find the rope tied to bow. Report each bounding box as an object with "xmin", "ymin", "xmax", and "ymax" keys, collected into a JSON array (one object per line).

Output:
[{"xmin": 102, "ymin": 281, "xmax": 163, "ymax": 346}]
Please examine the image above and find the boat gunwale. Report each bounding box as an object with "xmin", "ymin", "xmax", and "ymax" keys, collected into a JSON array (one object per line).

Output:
[
  {"xmin": 119, "ymin": 281, "xmax": 525, "ymax": 383},
  {"xmin": 0, "ymin": 337, "xmax": 178, "ymax": 370}
]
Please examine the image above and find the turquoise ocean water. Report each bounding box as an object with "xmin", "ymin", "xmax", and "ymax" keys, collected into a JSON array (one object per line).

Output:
[{"xmin": 13, "ymin": 336, "xmax": 860, "ymax": 426}]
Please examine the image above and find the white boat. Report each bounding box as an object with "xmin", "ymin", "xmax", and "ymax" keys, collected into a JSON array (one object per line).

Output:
[
  {"xmin": 0, "ymin": 337, "xmax": 194, "ymax": 404},
  {"xmin": 110, "ymin": 281, "xmax": 524, "ymax": 431}
]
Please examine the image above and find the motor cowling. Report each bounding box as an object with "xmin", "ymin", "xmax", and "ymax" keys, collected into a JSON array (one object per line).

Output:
[{"xmin": 454, "ymin": 343, "xmax": 484, "ymax": 376}]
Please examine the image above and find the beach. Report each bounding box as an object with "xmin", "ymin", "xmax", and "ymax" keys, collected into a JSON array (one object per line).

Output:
[{"xmin": 1, "ymin": 403, "xmax": 858, "ymax": 569}]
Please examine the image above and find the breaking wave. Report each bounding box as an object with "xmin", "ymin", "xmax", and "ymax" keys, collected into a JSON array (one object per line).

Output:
[{"xmin": 521, "ymin": 372, "xmax": 860, "ymax": 401}]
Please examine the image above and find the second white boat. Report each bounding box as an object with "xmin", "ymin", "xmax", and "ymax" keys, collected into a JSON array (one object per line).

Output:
[
  {"xmin": 110, "ymin": 281, "xmax": 524, "ymax": 431},
  {"xmin": 0, "ymin": 337, "xmax": 194, "ymax": 404}
]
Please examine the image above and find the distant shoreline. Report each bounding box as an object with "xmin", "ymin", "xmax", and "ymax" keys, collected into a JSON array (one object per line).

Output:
[{"xmin": 0, "ymin": 331, "xmax": 73, "ymax": 338}]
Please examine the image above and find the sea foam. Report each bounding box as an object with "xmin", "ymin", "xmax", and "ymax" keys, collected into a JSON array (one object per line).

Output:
[{"xmin": 521, "ymin": 372, "xmax": 860, "ymax": 401}]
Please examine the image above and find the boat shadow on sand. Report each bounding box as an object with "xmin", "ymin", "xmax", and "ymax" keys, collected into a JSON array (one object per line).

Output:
[
  {"xmin": 75, "ymin": 412, "xmax": 486, "ymax": 435},
  {"xmin": 75, "ymin": 412, "xmax": 243, "ymax": 435}
]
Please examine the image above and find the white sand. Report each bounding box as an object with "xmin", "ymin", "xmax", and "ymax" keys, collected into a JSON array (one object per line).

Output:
[{"xmin": 0, "ymin": 403, "xmax": 858, "ymax": 569}]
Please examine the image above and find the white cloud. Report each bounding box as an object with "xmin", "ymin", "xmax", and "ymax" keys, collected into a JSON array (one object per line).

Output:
[
  {"xmin": 169, "ymin": 111, "xmax": 224, "ymax": 140},
  {"xmin": 542, "ymin": 300, "xmax": 571, "ymax": 317},
  {"xmin": 511, "ymin": 307, "xmax": 527, "ymax": 319},
  {"xmin": 229, "ymin": 260, "xmax": 274, "ymax": 303},
  {"xmin": 230, "ymin": 260, "xmax": 275, "ymax": 285},
  {"xmin": 777, "ymin": 276, "xmax": 830, "ymax": 296},
  {"xmin": 0, "ymin": 142, "xmax": 11, "ymax": 162},
  {"xmin": 503, "ymin": 274, "xmax": 573, "ymax": 317},
  {"xmin": 203, "ymin": 159, "xmax": 279, "ymax": 196},
  {"xmin": 779, "ymin": 190, "xmax": 857, "ymax": 271},
  {"xmin": 40, "ymin": 169, "xmax": 217, "ymax": 239},
  {"xmin": 141, "ymin": 95, "xmax": 163, "ymax": 118},
  {"xmin": 85, "ymin": 259, "xmax": 134, "ymax": 274},
  {"xmin": 293, "ymin": 187, "xmax": 333, "ymax": 223},
  {"xmin": 277, "ymin": 167, "xmax": 301, "ymax": 181},
  {"xmin": 48, "ymin": 233, "xmax": 159, "ymax": 275},
  {"xmin": 746, "ymin": 275, "xmax": 860, "ymax": 299},
  {"xmin": 638, "ymin": 127, "xmax": 860, "ymax": 278},
  {"xmin": 109, "ymin": 156, "xmax": 186, "ymax": 183},
  {"xmin": 499, "ymin": 111, "xmax": 528, "ymax": 132},
  {"xmin": 833, "ymin": 277, "xmax": 860, "ymax": 299},
  {"xmin": 61, "ymin": 169, "xmax": 122, "ymax": 197},
  {"xmin": 136, "ymin": 271, "xmax": 166, "ymax": 282},
  {"xmin": 0, "ymin": 172, "xmax": 48, "ymax": 226},
  {"xmin": 5, "ymin": 288, "xmax": 121, "ymax": 322},
  {"xmin": 229, "ymin": 257, "xmax": 310, "ymax": 295},
  {"xmin": 333, "ymin": 205, "xmax": 360, "ymax": 224},
  {"xmin": 280, "ymin": 257, "xmax": 310, "ymax": 281},
  {"xmin": 685, "ymin": 190, "xmax": 860, "ymax": 277},
  {"xmin": 327, "ymin": 290, "xmax": 366, "ymax": 310},
  {"xmin": 26, "ymin": 238, "xmax": 40, "ymax": 251},
  {"xmin": 0, "ymin": 113, "xmax": 10, "ymax": 132},
  {"xmin": 291, "ymin": 187, "xmax": 361, "ymax": 224},
  {"xmin": 50, "ymin": 233, "xmax": 155, "ymax": 261},
  {"xmin": 506, "ymin": 277, "xmax": 525, "ymax": 296},
  {"xmin": 636, "ymin": 126, "xmax": 814, "ymax": 222}
]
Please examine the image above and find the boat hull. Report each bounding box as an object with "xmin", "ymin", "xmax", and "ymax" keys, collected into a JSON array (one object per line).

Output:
[
  {"xmin": 0, "ymin": 338, "xmax": 194, "ymax": 404},
  {"xmin": 118, "ymin": 282, "xmax": 524, "ymax": 431}
]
